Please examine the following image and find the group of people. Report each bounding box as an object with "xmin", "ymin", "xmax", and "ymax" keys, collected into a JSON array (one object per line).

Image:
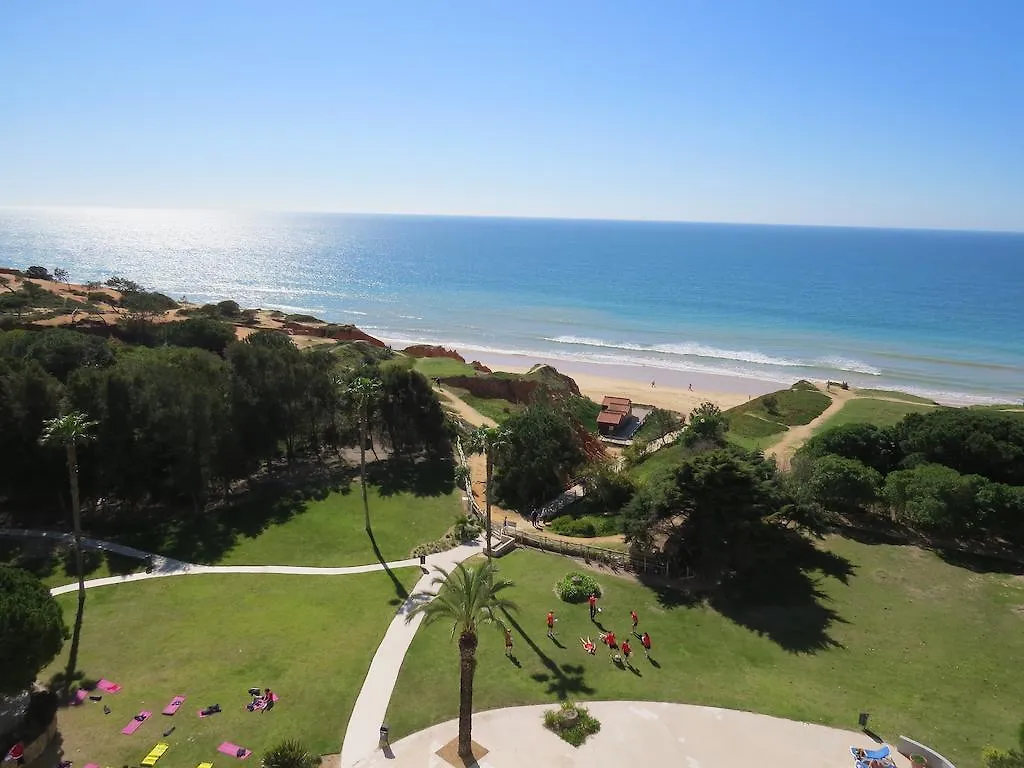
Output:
[{"xmin": 529, "ymin": 594, "xmax": 653, "ymax": 667}]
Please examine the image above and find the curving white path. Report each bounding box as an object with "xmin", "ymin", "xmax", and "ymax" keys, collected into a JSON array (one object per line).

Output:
[
  {"xmin": 340, "ymin": 541, "xmax": 484, "ymax": 768},
  {"xmin": 351, "ymin": 701, "xmax": 911, "ymax": 768}
]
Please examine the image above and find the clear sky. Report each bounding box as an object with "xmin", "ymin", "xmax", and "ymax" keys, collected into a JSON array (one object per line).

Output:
[{"xmin": 2, "ymin": 1, "xmax": 1023, "ymax": 230}]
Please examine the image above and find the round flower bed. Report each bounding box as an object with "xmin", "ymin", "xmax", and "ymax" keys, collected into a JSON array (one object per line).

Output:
[
  {"xmin": 555, "ymin": 571, "xmax": 602, "ymax": 603},
  {"xmin": 542, "ymin": 701, "xmax": 601, "ymax": 747}
]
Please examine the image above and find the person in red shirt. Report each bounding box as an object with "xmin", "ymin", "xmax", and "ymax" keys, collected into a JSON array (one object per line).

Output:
[
  {"xmin": 5, "ymin": 742, "xmax": 24, "ymax": 765},
  {"xmin": 603, "ymin": 630, "xmax": 616, "ymax": 649},
  {"xmin": 588, "ymin": 593, "xmax": 598, "ymax": 620},
  {"xmin": 546, "ymin": 610, "xmax": 556, "ymax": 639},
  {"xmin": 620, "ymin": 638, "xmax": 632, "ymax": 666},
  {"xmin": 641, "ymin": 631, "xmax": 652, "ymax": 657},
  {"xmin": 630, "ymin": 609, "xmax": 639, "ymax": 634}
]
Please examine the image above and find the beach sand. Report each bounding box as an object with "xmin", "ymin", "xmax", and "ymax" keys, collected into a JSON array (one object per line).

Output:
[{"xmin": 470, "ymin": 352, "xmax": 781, "ymax": 415}]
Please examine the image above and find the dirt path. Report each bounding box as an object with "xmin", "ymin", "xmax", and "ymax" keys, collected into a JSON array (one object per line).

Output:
[
  {"xmin": 768, "ymin": 385, "xmax": 853, "ymax": 469},
  {"xmin": 437, "ymin": 386, "xmax": 496, "ymax": 427}
]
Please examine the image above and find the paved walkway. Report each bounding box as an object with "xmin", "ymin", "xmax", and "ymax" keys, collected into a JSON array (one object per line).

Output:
[
  {"xmin": 340, "ymin": 541, "xmax": 484, "ymax": 768},
  {"xmin": 353, "ymin": 701, "xmax": 912, "ymax": 768}
]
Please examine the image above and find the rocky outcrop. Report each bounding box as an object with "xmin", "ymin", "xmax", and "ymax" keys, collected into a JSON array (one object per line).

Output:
[
  {"xmin": 524, "ymin": 364, "xmax": 582, "ymax": 397},
  {"xmin": 403, "ymin": 344, "xmax": 465, "ymax": 362},
  {"xmin": 470, "ymin": 360, "xmax": 492, "ymax": 373},
  {"xmin": 282, "ymin": 321, "xmax": 385, "ymax": 346},
  {"xmin": 441, "ymin": 375, "xmax": 539, "ymax": 404}
]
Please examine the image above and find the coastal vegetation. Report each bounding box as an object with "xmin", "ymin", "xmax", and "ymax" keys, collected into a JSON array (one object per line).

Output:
[
  {"xmin": 816, "ymin": 397, "xmax": 934, "ymax": 429},
  {"xmin": 792, "ymin": 410, "xmax": 1024, "ymax": 543}
]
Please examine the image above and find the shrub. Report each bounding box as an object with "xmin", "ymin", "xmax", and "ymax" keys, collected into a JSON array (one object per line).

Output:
[
  {"xmin": 451, "ymin": 514, "xmax": 482, "ymax": 542},
  {"xmin": 24, "ymin": 266, "xmax": 52, "ymax": 280},
  {"xmin": 543, "ymin": 701, "xmax": 601, "ymax": 747},
  {"xmin": 86, "ymin": 291, "xmax": 113, "ymax": 303},
  {"xmin": 261, "ymin": 739, "xmax": 318, "ymax": 768},
  {"xmin": 548, "ymin": 514, "xmax": 621, "ymax": 538},
  {"xmin": 555, "ymin": 571, "xmax": 602, "ymax": 603},
  {"xmin": 284, "ymin": 313, "xmax": 321, "ymax": 323}
]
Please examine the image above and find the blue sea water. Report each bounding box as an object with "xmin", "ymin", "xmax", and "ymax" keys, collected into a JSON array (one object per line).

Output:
[{"xmin": 1, "ymin": 206, "xmax": 1022, "ymax": 404}]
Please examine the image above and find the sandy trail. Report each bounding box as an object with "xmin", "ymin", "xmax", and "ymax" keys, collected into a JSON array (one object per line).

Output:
[{"xmin": 768, "ymin": 385, "xmax": 852, "ymax": 469}]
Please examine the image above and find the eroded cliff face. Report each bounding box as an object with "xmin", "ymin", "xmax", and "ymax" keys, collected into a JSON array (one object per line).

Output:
[
  {"xmin": 402, "ymin": 344, "xmax": 465, "ymax": 362},
  {"xmin": 440, "ymin": 364, "xmax": 582, "ymax": 404},
  {"xmin": 281, "ymin": 321, "xmax": 385, "ymax": 346}
]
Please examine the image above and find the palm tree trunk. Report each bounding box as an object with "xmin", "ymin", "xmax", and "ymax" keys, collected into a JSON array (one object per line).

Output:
[
  {"xmin": 66, "ymin": 442, "xmax": 86, "ymax": 691},
  {"xmin": 484, "ymin": 452, "xmax": 493, "ymax": 558},
  {"xmin": 360, "ymin": 401, "xmax": 370, "ymax": 532},
  {"xmin": 457, "ymin": 631, "xmax": 478, "ymax": 759}
]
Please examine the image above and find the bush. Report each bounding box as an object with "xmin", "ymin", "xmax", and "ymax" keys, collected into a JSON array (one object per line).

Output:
[
  {"xmin": 555, "ymin": 571, "xmax": 602, "ymax": 603},
  {"xmin": 543, "ymin": 701, "xmax": 601, "ymax": 747},
  {"xmin": 284, "ymin": 313, "xmax": 321, "ymax": 323},
  {"xmin": 24, "ymin": 266, "xmax": 52, "ymax": 280},
  {"xmin": 548, "ymin": 514, "xmax": 621, "ymax": 538},
  {"xmin": 451, "ymin": 514, "xmax": 482, "ymax": 542},
  {"xmin": 261, "ymin": 739, "xmax": 318, "ymax": 768}
]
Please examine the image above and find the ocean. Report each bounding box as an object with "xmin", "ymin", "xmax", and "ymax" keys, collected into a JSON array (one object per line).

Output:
[{"xmin": 1, "ymin": 206, "xmax": 1022, "ymax": 405}]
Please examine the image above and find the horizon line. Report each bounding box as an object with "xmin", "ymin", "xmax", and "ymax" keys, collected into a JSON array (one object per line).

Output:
[{"xmin": 1, "ymin": 203, "xmax": 1022, "ymax": 237}]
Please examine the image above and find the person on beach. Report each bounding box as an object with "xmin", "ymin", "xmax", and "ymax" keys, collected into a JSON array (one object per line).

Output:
[
  {"xmin": 641, "ymin": 631, "xmax": 652, "ymax": 658},
  {"xmin": 547, "ymin": 610, "xmax": 556, "ymax": 639},
  {"xmin": 688, "ymin": 383, "xmax": 693, "ymax": 391},
  {"xmin": 589, "ymin": 593, "xmax": 598, "ymax": 620},
  {"xmin": 504, "ymin": 628, "xmax": 514, "ymax": 657},
  {"xmin": 651, "ymin": 380, "xmax": 655, "ymax": 388},
  {"xmin": 621, "ymin": 638, "xmax": 633, "ymax": 666},
  {"xmin": 580, "ymin": 637, "xmax": 596, "ymax": 654},
  {"xmin": 630, "ymin": 609, "xmax": 639, "ymax": 633}
]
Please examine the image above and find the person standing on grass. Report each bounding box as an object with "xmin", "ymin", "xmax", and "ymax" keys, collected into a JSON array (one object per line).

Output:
[
  {"xmin": 547, "ymin": 610, "xmax": 556, "ymax": 639},
  {"xmin": 641, "ymin": 631, "xmax": 652, "ymax": 658},
  {"xmin": 589, "ymin": 593, "xmax": 598, "ymax": 620},
  {"xmin": 630, "ymin": 609, "xmax": 639, "ymax": 634},
  {"xmin": 621, "ymin": 638, "xmax": 632, "ymax": 667},
  {"xmin": 504, "ymin": 627, "xmax": 514, "ymax": 657}
]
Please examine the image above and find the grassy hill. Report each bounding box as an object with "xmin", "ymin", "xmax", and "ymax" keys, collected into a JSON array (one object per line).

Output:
[
  {"xmin": 817, "ymin": 397, "xmax": 936, "ymax": 430},
  {"xmin": 724, "ymin": 381, "xmax": 832, "ymax": 449}
]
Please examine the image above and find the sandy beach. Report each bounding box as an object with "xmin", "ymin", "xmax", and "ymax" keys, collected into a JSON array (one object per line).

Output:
[{"xmin": 469, "ymin": 352, "xmax": 780, "ymax": 415}]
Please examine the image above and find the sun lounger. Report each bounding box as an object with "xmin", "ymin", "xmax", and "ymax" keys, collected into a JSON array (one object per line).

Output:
[
  {"xmin": 96, "ymin": 678, "xmax": 122, "ymax": 693},
  {"xmin": 162, "ymin": 696, "xmax": 186, "ymax": 715},
  {"xmin": 217, "ymin": 743, "xmax": 252, "ymax": 760},
  {"xmin": 141, "ymin": 743, "xmax": 169, "ymax": 766},
  {"xmin": 121, "ymin": 711, "xmax": 152, "ymax": 735},
  {"xmin": 73, "ymin": 689, "xmax": 89, "ymax": 705},
  {"xmin": 850, "ymin": 746, "xmax": 891, "ymax": 761},
  {"xmin": 197, "ymin": 762, "xmax": 213, "ymax": 768}
]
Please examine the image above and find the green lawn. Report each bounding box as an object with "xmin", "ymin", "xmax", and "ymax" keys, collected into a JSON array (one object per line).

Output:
[
  {"xmin": 46, "ymin": 569, "xmax": 419, "ymax": 768},
  {"xmin": 387, "ymin": 542, "xmax": 1024, "ymax": 766},
  {"xmin": 819, "ymin": 398, "xmax": 935, "ymax": 430},
  {"xmin": 412, "ymin": 357, "xmax": 482, "ymax": 378},
  {"xmin": 219, "ymin": 479, "xmax": 461, "ymax": 567},
  {"xmin": 855, "ymin": 389, "xmax": 938, "ymax": 405}
]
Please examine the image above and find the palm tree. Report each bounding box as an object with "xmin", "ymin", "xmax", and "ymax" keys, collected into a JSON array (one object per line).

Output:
[
  {"xmin": 465, "ymin": 426, "xmax": 508, "ymax": 558},
  {"xmin": 348, "ymin": 376, "xmax": 382, "ymax": 532},
  {"xmin": 406, "ymin": 561, "xmax": 517, "ymax": 759},
  {"xmin": 40, "ymin": 411, "xmax": 97, "ymax": 689}
]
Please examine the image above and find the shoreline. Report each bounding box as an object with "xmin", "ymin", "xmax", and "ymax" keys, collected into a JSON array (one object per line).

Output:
[{"xmin": 462, "ymin": 350, "xmax": 777, "ymax": 414}]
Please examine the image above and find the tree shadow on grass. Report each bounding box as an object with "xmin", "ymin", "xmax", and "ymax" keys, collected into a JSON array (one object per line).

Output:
[
  {"xmin": 367, "ymin": 456, "xmax": 455, "ymax": 498},
  {"xmin": 368, "ymin": 524, "xmax": 410, "ymax": 604},
  {"xmin": 90, "ymin": 462, "xmax": 355, "ymax": 564},
  {"xmin": 707, "ymin": 528, "xmax": 852, "ymax": 654},
  {"xmin": 500, "ymin": 608, "xmax": 594, "ymax": 701},
  {"xmin": 935, "ymin": 547, "xmax": 1024, "ymax": 576}
]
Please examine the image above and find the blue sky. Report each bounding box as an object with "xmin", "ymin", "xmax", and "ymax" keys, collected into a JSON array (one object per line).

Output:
[{"xmin": 2, "ymin": 1, "xmax": 1023, "ymax": 230}]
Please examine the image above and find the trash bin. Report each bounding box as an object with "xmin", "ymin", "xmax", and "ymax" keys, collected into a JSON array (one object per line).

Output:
[
  {"xmin": 379, "ymin": 724, "xmax": 389, "ymax": 747},
  {"xmin": 419, "ymin": 554, "xmax": 426, "ymax": 566}
]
